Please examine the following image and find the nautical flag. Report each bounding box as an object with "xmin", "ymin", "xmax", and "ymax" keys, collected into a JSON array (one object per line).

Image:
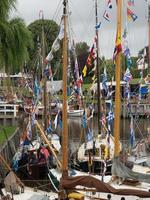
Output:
[
  {"xmin": 82, "ymin": 65, "xmax": 87, "ymax": 77},
  {"xmin": 102, "ymin": 68, "xmax": 108, "ymax": 95},
  {"xmin": 106, "ymin": 111, "xmax": 114, "ymax": 123},
  {"xmin": 107, "ymin": 0, "xmax": 112, "ymax": 9},
  {"xmin": 123, "ymin": 68, "xmax": 133, "ymax": 82},
  {"xmin": 81, "ymin": 110, "xmax": 87, "ymax": 128},
  {"xmin": 54, "ymin": 111, "xmax": 62, "ymax": 129},
  {"xmin": 127, "ymin": 8, "xmax": 138, "ymax": 21},
  {"xmin": 122, "ymin": 28, "xmax": 132, "ymax": 68},
  {"xmin": 137, "ymin": 47, "xmax": 148, "ymax": 70},
  {"xmin": 128, "ymin": 0, "xmax": 134, "ymax": 6},
  {"xmin": 130, "ymin": 116, "xmax": 135, "ymax": 147},
  {"xmin": 82, "ymin": 42, "xmax": 96, "ymax": 77},
  {"xmin": 58, "ymin": 19, "xmax": 64, "ymax": 40},
  {"xmin": 95, "ymin": 22, "xmax": 101, "ymax": 30},
  {"xmin": 76, "ymin": 75, "xmax": 83, "ymax": 88},
  {"xmin": 101, "ymin": 114, "xmax": 106, "ymax": 126},
  {"xmin": 103, "ymin": 10, "xmax": 110, "ymax": 21},
  {"xmin": 46, "ymin": 51, "xmax": 54, "ymax": 62},
  {"xmin": 113, "ymin": 29, "xmax": 122, "ymax": 60},
  {"xmin": 45, "ymin": 19, "xmax": 64, "ymax": 62},
  {"xmin": 44, "ymin": 64, "xmax": 50, "ymax": 77},
  {"xmin": 87, "ymin": 44, "xmax": 95, "ymax": 66},
  {"xmin": 86, "ymin": 130, "xmax": 93, "ymax": 142},
  {"xmin": 46, "ymin": 121, "xmax": 54, "ymax": 133}
]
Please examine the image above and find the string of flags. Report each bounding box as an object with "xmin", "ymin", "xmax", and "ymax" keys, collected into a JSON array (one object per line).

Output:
[
  {"xmin": 95, "ymin": 0, "xmax": 113, "ymax": 30},
  {"xmin": 45, "ymin": 18, "xmax": 64, "ymax": 63},
  {"xmin": 127, "ymin": 0, "xmax": 138, "ymax": 22},
  {"xmin": 127, "ymin": 8, "xmax": 138, "ymax": 22}
]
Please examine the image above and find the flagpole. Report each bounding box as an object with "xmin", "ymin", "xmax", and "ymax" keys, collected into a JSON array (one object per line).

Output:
[
  {"xmin": 114, "ymin": 0, "xmax": 122, "ymax": 156},
  {"xmin": 41, "ymin": 11, "xmax": 48, "ymax": 130},
  {"xmin": 95, "ymin": 0, "xmax": 101, "ymax": 135}
]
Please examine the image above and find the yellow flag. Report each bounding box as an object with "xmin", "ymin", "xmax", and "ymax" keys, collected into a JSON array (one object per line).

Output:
[{"xmin": 82, "ymin": 65, "xmax": 87, "ymax": 77}]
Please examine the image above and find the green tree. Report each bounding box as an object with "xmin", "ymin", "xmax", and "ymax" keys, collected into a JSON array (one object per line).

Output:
[
  {"xmin": 28, "ymin": 19, "xmax": 60, "ymax": 68},
  {"xmin": 75, "ymin": 42, "xmax": 89, "ymax": 71},
  {"xmin": 75, "ymin": 42, "xmax": 89, "ymax": 56},
  {"xmin": 0, "ymin": 0, "xmax": 33, "ymax": 73},
  {"xmin": 0, "ymin": 0, "xmax": 16, "ymax": 20}
]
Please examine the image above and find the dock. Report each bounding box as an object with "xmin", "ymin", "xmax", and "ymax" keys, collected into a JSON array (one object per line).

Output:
[
  {"xmin": 0, "ymin": 103, "xmax": 19, "ymax": 125},
  {"xmin": 122, "ymin": 103, "xmax": 150, "ymax": 118}
]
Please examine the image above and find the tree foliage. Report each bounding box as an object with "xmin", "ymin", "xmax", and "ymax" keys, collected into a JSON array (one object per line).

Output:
[
  {"xmin": 27, "ymin": 19, "xmax": 60, "ymax": 70},
  {"xmin": 0, "ymin": 0, "xmax": 16, "ymax": 20},
  {"xmin": 75, "ymin": 42, "xmax": 89, "ymax": 56},
  {"xmin": 0, "ymin": 0, "xmax": 33, "ymax": 73}
]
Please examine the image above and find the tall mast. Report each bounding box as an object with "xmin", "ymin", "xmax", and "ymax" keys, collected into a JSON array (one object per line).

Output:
[
  {"xmin": 148, "ymin": 1, "xmax": 150, "ymax": 70},
  {"xmin": 95, "ymin": 0, "xmax": 101, "ymax": 135},
  {"xmin": 62, "ymin": 0, "xmax": 68, "ymax": 177},
  {"xmin": 114, "ymin": 0, "xmax": 122, "ymax": 156},
  {"xmin": 41, "ymin": 12, "xmax": 48, "ymax": 130}
]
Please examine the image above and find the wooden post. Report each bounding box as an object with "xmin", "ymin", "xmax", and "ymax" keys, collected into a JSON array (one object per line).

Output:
[{"xmin": 114, "ymin": 0, "xmax": 122, "ymax": 156}]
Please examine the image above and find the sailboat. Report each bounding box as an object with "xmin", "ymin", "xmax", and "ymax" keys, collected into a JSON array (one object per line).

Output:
[
  {"xmin": 0, "ymin": 154, "xmax": 58, "ymax": 200},
  {"xmin": 49, "ymin": 0, "xmax": 150, "ymax": 200},
  {"xmin": 71, "ymin": 0, "xmax": 121, "ymax": 175}
]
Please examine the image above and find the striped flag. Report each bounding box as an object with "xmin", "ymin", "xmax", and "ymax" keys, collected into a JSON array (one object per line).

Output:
[
  {"xmin": 81, "ymin": 110, "xmax": 87, "ymax": 128},
  {"xmin": 123, "ymin": 68, "xmax": 133, "ymax": 82}
]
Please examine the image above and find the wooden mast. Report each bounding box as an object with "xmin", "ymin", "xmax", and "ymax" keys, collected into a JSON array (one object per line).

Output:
[
  {"xmin": 41, "ymin": 11, "xmax": 48, "ymax": 130},
  {"xmin": 62, "ymin": 0, "xmax": 68, "ymax": 177},
  {"xmin": 95, "ymin": 0, "xmax": 101, "ymax": 135},
  {"xmin": 114, "ymin": 0, "xmax": 122, "ymax": 156}
]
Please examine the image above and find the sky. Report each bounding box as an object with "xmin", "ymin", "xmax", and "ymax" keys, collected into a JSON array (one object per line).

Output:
[{"xmin": 11, "ymin": 0, "xmax": 149, "ymax": 59}]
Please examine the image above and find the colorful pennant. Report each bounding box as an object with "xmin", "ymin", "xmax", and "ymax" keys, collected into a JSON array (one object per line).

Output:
[
  {"xmin": 128, "ymin": 0, "xmax": 134, "ymax": 6},
  {"xmin": 103, "ymin": 10, "xmax": 110, "ymax": 21},
  {"xmin": 127, "ymin": 8, "xmax": 138, "ymax": 21}
]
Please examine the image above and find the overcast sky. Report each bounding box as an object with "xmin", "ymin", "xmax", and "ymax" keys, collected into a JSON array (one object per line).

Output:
[{"xmin": 11, "ymin": 0, "xmax": 148, "ymax": 58}]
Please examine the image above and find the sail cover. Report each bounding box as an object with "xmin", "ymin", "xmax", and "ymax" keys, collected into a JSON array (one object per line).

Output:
[
  {"xmin": 60, "ymin": 174, "xmax": 150, "ymax": 198},
  {"xmin": 112, "ymin": 156, "xmax": 150, "ymax": 184}
]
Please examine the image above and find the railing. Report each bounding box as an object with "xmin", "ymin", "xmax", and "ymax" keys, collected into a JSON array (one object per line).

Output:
[
  {"xmin": 122, "ymin": 103, "xmax": 150, "ymax": 117},
  {"xmin": 0, "ymin": 104, "xmax": 19, "ymax": 118}
]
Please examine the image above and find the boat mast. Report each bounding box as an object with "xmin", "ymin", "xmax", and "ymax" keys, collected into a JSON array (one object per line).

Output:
[
  {"xmin": 114, "ymin": 0, "xmax": 122, "ymax": 156},
  {"xmin": 62, "ymin": 0, "xmax": 68, "ymax": 177},
  {"xmin": 95, "ymin": 0, "xmax": 101, "ymax": 135},
  {"xmin": 41, "ymin": 12, "xmax": 48, "ymax": 130}
]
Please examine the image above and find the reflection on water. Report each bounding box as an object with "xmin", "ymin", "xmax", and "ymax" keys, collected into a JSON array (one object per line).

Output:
[
  {"xmin": 68, "ymin": 116, "xmax": 150, "ymax": 153},
  {"xmin": 4, "ymin": 114, "xmax": 150, "ymax": 154}
]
